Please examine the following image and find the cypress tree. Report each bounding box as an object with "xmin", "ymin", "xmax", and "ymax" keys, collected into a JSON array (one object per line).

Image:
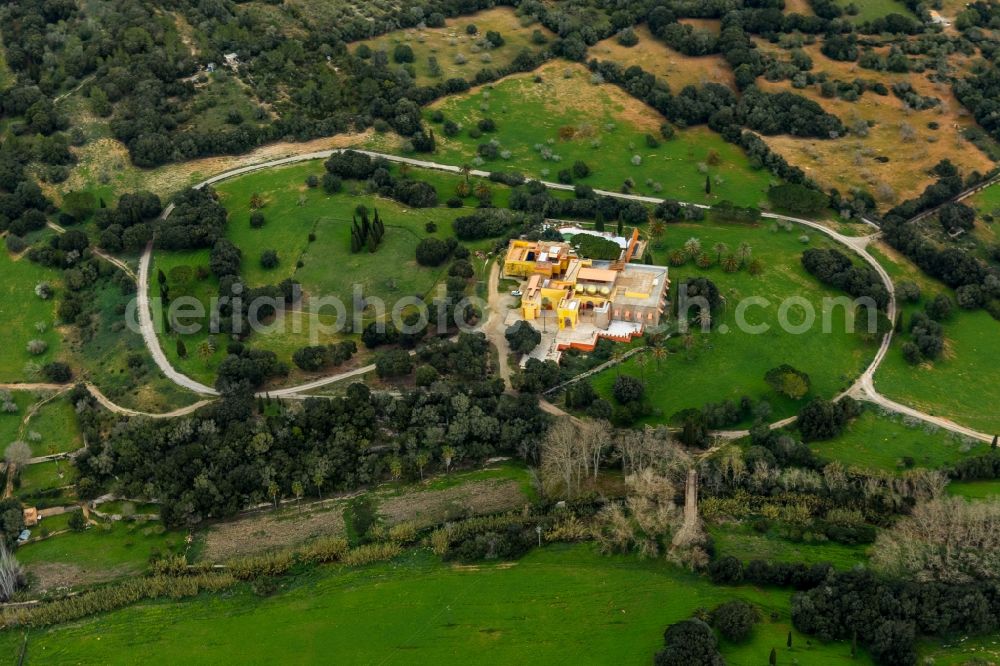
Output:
[
  {"xmin": 769, "ymin": 647, "xmax": 776, "ymax": 665},
  {"xmin": 616, "ymin": 213, "xmax": 623, "ymax": 237},
  {"xmin": 705, "ymin": 175, "xmax": 711, "ymax": 194},
  {"xmin": 176, "ymin": 339, "xmax": 187, "ymax": 358},
  {"xmin": 787, "ymin": 631, "xmax": 792, "ymax": 649},
  {"xmin": 595, "ymin": 210, "xmax": 605, "ymax": 232},
  {"xmin": 157, "ymin": 269, "xmax": 167, "ymax": 285}
]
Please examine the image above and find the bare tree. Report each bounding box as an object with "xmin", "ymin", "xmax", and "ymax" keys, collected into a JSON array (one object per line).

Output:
[
  {"xmin": 0, "ymin": 544, "xmax": 25, "ymax": 602},
  {"xmin": 541, "ymin": 419, "xmax": 613, "ymax": 497},
  {"xmin": 4, "ymin": 441, "xmax": 31, "ymax": 468},
  {"xmin": 873, "ymin": 497, "xmax": 1000, "ymax": 583}
]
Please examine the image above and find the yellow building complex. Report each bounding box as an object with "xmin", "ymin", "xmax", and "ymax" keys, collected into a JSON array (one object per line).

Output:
[{"xmin": 502, "ymin": 230, "xmax": 669, "ymax": 347}]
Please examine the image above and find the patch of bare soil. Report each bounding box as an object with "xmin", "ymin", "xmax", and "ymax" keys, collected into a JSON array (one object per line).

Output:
[
  {"xmin": 783, "ymin": 0, "xmax": 814, "ymax": 15},
  {"xmin": 200, "ymin": 501, "xmax": 347, "ymax": 562},
  {"xmin": 29, "ymin": 562, "xmax": 129, "ymax": 592},
  {"xmin": 379, "ymin": 479, "xmax": 528, "ymax": 529}
]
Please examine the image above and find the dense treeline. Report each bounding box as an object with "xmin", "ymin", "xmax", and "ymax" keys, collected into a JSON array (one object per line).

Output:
[
  {"xmin": 509, "ymin": 179, "xmax": 650, "ymax": 225},
  {"xmin": 324, "ymin": 151, "xmax": 438, "ymax": 208},
  {"xmin": 801, "ymin": 248, "xmax": 890, "ymax": 309},
  {"xmin": 0, "ymin": 0, "xmax": 625, "ymax": 168},
  {"xmin": 72, "ymin": 363, "xmax": 548, "ymax": 525},
  {"xmin": 793, "ymin": 569, "xmax": 1000, "ymax": 666}
]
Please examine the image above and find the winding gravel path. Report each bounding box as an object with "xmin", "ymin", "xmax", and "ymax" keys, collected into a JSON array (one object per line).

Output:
[{"xmin": 106, "ymin": 148, "xmax": 992, "ymax": 440}]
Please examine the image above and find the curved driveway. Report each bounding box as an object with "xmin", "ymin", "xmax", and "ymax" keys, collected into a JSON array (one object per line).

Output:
[{"xmin": 122, "ymin": 148, "xmax": 993, "ymax": 441}]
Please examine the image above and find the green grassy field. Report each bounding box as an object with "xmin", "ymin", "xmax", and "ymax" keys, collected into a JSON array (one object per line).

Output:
[
  {"xmin": 1, "ymin": 544, "xmax": 868, "ymax": 665},
  {"xmin": 962, "ymin": 181, "xmax": 1000, "ymax": 259},
  {"xmin": 946, "ymin": 479, "xmax": 1000, "ymax": 499},
  {"xmin": 17, "ymin": 521, "xmax": 184, "ymax": 590},
  {"xmin": 17, "ymin": 460, "xmax": 77, "ymax": 498},
  {"xmin": 919, "ymin": 633, "xmax": 1000, "ymax": 666},
  {"xmin": 418, "ymin": 61, "xmax": 776, "ymax": 206},
  {"xmin": 152, "ymin": 160, "xmax": 499, "ymax": 384},
  {"xmin": 22, "ymin": 396, "xmax": 82, "ymax": 457},
  {"xmin": 78, "ymin": 278, "xmax": 203, "ymax": 412},
  {"xmin": 875, "ymin": 300, "xmax": 1000, "ymax": 435},
  {"xmin": 710, "ymin": 524, "xmax": 869, "ymax": 569},
  {"xmin": 838, "ymin": 0, "xmax": 915, "ymax": 21},
  {"xmin": 0, "ymin": 391, "xmax": 36, "ymax": 451},
  {"xmin": 871, "ymin": 244, "xmax": 1000, "ymax": 435},
  {"xmin": 589, "ymin": 221, "xmax": 874, "ymax": 426},
  {"xmin": 809, "ymin": 406, "xmax": 989, "ymax": 473},
  {"xmin": 0, "ymin": 252, "xmax": 65, "ymax": 382}
]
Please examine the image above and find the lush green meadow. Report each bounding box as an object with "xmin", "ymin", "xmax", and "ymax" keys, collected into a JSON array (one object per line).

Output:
[
  {"xmin": 590, "ymin": 221, "xmax": 874, "ymax": 426},
  {"xmin": 0, "ymin": 391, "xmax": 36, "ymax": 450},
  {"xmin": 874, "ymin": 295, "xmax": 1000, "ymax": 435},
  {"xmin": 838, "ymin": 0, "xmax": 916, "ymax": 22},
  {"xmin": 21, "ymin": 396, "xmax": 82, "ymax": 457},
  {"xmin": 918, "ymin": 633, "xmax": 1000, "ymax": 666},
  {"xmin": 421, "ymin": 62, "xmax": 776, "ymax": 206},
  {"xmin": 809, "ymin": 406, "xmax": 988, "ymax": 474},
  {"xmin": 151, "ymin": 160, "xmax": 502, "ymax": 384},
  {"xmin": 710, "ymin": 524, "xmax": 869, "ymax": 569},
  {"xmin": 2, "ymin": 544, "xmax": 867, "ymax": 665},
  {"xmin": 946, "ymin": 479, "xmax": 1000, "ymax": 499},
  {"xmin": 870, "ymin": 243, "xmax": 1000, "ymax": 434},
  {"xmin": 17, "ymin": 460, "xmax": 76, "ymax": 498},
  {"xmin": 0, "ymin": 251, "xmax": 64, "ymax": 382},
  {"xmin": 78, "ymin": 278, "xmax": 203, "ymax": 413},
  {"xmin": 17, "ymin": 521, "xmax": 184, "ymax": 591}
]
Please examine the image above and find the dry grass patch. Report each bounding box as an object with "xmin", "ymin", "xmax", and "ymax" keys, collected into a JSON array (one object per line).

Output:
[
  {"xmin": 783, "ymin": 0, "xmax": 815, "ymax": 15},
  {"xmin": 58, "ymin": 130, "xmax": 375, "ymax": 202},
  {"xmin": 379, "ymin": 479, "xmax": 528, "ymax": 530},
  {"xmin": 200, "ymin": 501, "xmax": 348, "ymax": 562},
  {"xmin": 589, "ymin": 24, "xmax": 734, "ymax": 90},
  {"xmin": 752, "ymin": 50, "xmax": 993, "ymax": 205},
  {"xmin": 352, "ymin": 7, "xmax": 552, "ymax": 87},
  {"xmin": 29, "ymin": 562, "xmax": 128, "ymax": 591}
]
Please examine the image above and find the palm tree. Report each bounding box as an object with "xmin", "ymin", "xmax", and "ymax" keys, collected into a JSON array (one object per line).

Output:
[
  {"xmin": 461, "ymin": 163, "xmax": 472, "ymax": 183},
  {"xmin": 737, "ymin": 241, "xmax": 752, "ymax": 265},
  {"xmin": 748, "ymin": 258, "xmax": 764, "ymax": 276},
  {"xmin": 651, "ymin": 343, "xmax": 667, "ymax": 369},
  {"xmin": 722, "ymin": 254, "xmax": 740, "ymax": 273},
  {"xmin": 683, "ymin": 237, "xmax": 701, "ymax": 258},
  {"xmin": 415, "ymin": 451, "xmax": 429, "ymax": 480},
  {"xmin": 291, "ymin": 480, "xmax": 304, "ymax": 513},
  {"xmin": 649, "ymin": 220, "xmax": 666, "ymax": 246},
  {"xmin": 473, "ymin": 182, "xmax": 491, "ymax": 201},
  {"xmin": 312, "ymin": 466, "xmax": 326, "ymax": 500},
  {"xmin": 668, "ymin": 249, "xmax": 687, "ymax": 266},
  {"xmin": 455, "ymin": 180, "xmax": 471, "ymax": 198},
  {"xmin": 697, "ymin": 308, "xmax": 712, "ymax": 330},
  {"xmin": 441, "ymin": 446, "xmax": 455, "ymax": 474},
  {"xmin": 635, "ymin": 352, "xmax": 648, "ymax": 381},
  {"xmin": 713, "ymin": 242, "xmax": 728, "ymax": 262},
  {"xmin": 682, "ymin": 333, "xmax": 695, "ymax": 359},
  {"xmin": 267, "ymin": 480, "xmax": 280, "ymax": 509}
]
